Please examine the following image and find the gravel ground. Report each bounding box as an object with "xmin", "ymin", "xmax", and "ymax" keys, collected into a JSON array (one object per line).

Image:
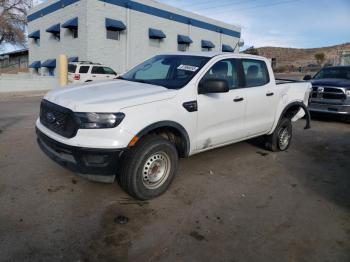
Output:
[{"xmin": 0, "ymin": 96, "xmax": 349, "ymax": 262}]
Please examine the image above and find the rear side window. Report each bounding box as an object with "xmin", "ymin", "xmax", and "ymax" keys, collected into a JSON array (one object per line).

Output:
[
  {"xmin": 68, "ymin": 64, "xmax": 76, "ymax": 73},
  {"xmin": 242, "ymin": 59, "xmax": 269, "ymax": 87},
  {"xmin": 79, "ymin": 66, "xmax": 90, "ymax": 74},
  {"xmin": 91, "ymin": 66, "xmax": 105, "ymax": 74}
]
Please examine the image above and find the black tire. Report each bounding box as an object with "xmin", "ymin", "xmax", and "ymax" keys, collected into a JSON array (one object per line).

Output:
[
  {"xmin": 117, "ymin": 135, "xmax": 178, "ymax": 200},
  {"xmin": 265, "ymin": 117, "xmax": 292, "ymax": 152}
]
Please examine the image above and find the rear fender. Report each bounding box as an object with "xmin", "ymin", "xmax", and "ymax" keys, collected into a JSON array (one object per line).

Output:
[{"xmin": 270, "ymin": 101, "xmax": 311, "ymax": 134}]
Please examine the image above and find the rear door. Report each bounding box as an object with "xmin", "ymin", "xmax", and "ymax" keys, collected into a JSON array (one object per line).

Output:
[
  {"xmin": 196, "ymin": 59, "xmax": 247, "ymax": 150},
  {"xmin": 78, "ymin": 66, "xmax": 90, "ymax": 82},
  {"xmin": 91, "ymin": 66, "xmax": 106, "ymax": 81},
  {"xmin": 241, "ymin": 59, "xmax": 278, "ymax": 136}
]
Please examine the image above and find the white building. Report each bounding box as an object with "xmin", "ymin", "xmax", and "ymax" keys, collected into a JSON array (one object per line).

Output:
[{"xmin": 27, "ymin": 0, "xmax": 241, "ymax": 76}]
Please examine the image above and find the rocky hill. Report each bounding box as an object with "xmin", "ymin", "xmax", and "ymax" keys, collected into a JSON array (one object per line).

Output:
[{"xmin": 253, "ymin": 43, "xmax": 350, "ymax": 71}]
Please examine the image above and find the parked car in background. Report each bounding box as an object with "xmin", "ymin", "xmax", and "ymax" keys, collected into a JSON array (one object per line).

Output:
[
  {"xmin": 36, "ymin": 53, "xmax": 312, "ymax": 200},
  {"xmin": 68, "ymin": 61, "xmax": 117, "ymax": 84},
  {"xmin": 304, "ymin": 66, "xmax": 350, "ymax": 117}
]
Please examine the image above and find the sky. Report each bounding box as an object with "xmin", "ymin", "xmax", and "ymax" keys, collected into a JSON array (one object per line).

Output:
[
  {"xmin": 2, "ymin": 0, "xmax": 350, "ymax": 53},
  {"xmin": 157, "ymin": 0, "xmax": 350, "ymax": 49}
]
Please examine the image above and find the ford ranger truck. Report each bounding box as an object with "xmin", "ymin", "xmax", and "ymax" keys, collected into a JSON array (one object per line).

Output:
[
  {"xmin": 304, "ymin": 66, "xmax": 350, "ymax": 118},
  {"xmin": 36, "ymin": 53, "xmax": 312, "ymax": 200}
]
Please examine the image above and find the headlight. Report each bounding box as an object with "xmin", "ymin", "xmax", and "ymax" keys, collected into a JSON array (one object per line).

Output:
[
  {"xmin": 346, "ymin": 90, "xmax": 350, "ymax": 97},
  {"xmin": 75, "ymin": 112, "xmax": 125, "ymax": 129}
]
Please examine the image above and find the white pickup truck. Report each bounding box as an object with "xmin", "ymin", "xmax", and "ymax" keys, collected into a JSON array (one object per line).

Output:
[{"xmin": 36, "ymin": 53, "xmax": 312, "ymax": 200}]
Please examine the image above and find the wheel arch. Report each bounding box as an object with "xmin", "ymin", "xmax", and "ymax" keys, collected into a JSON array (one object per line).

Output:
[
  {"xmin": 133, "ymin": 121, "xmax": 191, "ymax": 158},
  {"xmin": 271, "ymin": 101, "xmax": 311, "ymax": 133}
]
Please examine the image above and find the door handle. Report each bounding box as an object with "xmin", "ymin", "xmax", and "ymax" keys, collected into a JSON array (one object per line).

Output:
[
  {"xmin": 233, "ymin": 97, "xmax": 244, "ymax": 102},
  {"xmin": 92, "ymin": 75, "xmax": 96, "ymax": 77},
  {"xmin": 266, "ymin": 92, "xmax": 274, "ymax": 96}
]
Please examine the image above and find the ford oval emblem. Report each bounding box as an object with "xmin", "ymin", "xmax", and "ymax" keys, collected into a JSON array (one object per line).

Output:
[{"xmin": 46, "ymin": 112, "xmax": 56, "ymax": 124}]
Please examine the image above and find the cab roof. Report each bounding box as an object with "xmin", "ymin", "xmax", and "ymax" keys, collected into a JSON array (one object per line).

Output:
[{"xmin": 160, "ymin": 51, "xmax": 265, "ymax": 60}]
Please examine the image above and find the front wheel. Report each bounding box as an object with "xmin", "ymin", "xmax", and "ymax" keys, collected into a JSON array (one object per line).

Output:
[
  {"xmin": 265, "ymin": 117, "xmax": 292, "ymax": 152},
  {"xmin": 117, "ymin": 136, "xmax": 178, "ymax": 200}
]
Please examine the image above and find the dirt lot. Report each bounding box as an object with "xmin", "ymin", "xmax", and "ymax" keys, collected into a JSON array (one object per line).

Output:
[{"xmin": 0, "ymin": 96, "xmax": 349, "ymax": 262}]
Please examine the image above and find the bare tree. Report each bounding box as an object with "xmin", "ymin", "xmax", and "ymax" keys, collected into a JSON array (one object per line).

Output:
[{"xmin": 0, "ymin": 0, "xmax": 32, "ymax": 47}]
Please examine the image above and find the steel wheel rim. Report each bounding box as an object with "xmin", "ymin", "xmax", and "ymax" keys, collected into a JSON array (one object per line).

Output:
[
  {"xmin": 279, "ymin": 127, "xmax": 291, "ymax": 150},
  {"xmin": 142, "ymin": 152, "xmax": 171, "ymax": 189}
]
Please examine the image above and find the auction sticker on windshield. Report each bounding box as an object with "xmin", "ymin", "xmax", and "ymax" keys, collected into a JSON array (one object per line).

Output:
[{"xmin": 177, "ymin": 64, "xmax": 199, "ymax": 72}]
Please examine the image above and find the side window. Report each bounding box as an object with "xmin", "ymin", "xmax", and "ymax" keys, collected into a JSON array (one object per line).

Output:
[
  {"xmin": 79, "ymin": 66, "xmax": 90, "ymax": 74},
  {"xmin": 202, "ymin": 59, "xmax": 238, "ymax": 89},
  {"xmin": 68, "ymin": 64, "xmax": 77, "ymax": 73},
  {"xmin": 242, "ymin": 59, "xmax": 269, "ymax": 87},
  {"xmin": 103, "ymin": 67, "xmax": 116, "ymax": 75},
  {"xmin": 91, "ymin": 66, "xmax": 104, "ymax": 74}
]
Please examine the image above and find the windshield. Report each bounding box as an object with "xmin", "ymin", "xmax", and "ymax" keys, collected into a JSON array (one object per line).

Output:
[
  {"xmin": 313, "ymin": 67, "xmax": 350, "ymax": 80},
  {"xmin": 121, "ymin": 55, "xmax": 210, "ymax": 89}
]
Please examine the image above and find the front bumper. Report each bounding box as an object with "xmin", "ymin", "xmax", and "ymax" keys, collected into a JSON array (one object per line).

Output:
[
  {"xmin": 36, "ymin": 128, "xmax": 125, "ymax": 178},
  {"xmin": 309, "ymin": 101, "xmax": 350, "ymax": 115}
]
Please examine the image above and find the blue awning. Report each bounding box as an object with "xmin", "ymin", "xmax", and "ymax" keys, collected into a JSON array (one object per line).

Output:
[
  {"xmin": 149, "ymin": 28, "xmax": 166, "ymax": 39},
  {"xmin": 105, "ymin": 18, "xmax": 126, "ymax": 31},
  {"xmin": 202, "ymin": 40, "xmax": 215, "ymax": 49},
  {"xmin": 29, "ymin": 61, "xmax": 41, "ymax": 68},
  {"xmin": 46, "ymin": 23, "xmax": 60, "ymax": 34},
  {"xmin": 28, "ymin": 30, "xmax": 40, "ymax": 39},
  {"xmin": 42, "ymin": 59, "xmax": 56, "ymax": 68},
  {"xmin": 62, "ymin": 17, "xmax": 78, "ymax": 29},
  {"xmin": 222, "ymin": 44, "xmax": 234, "ymax": 52},
  {"xmin": 68, "ymin": 56, "xmax": 78, "ymax": 62},
  {"xmin": 178, "ymin": 35, "xmax": 193, "ymax": 44}
]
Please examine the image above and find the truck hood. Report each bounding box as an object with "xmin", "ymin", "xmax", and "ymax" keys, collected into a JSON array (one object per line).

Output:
[
  {"xmin": 311, "ymin": 78, "xmax": 350, "ymax": 89},
  {"xmin": 44, "ymin": 80, "xmax": 178, "ymax": 112}
]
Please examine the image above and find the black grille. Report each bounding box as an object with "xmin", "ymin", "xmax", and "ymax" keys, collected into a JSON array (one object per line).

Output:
[
  {"xmin": 310, "ymin": 86, "xmax": 346, "ymax": 100},
  {"xmin": 40, "ymin": 100, "xmax": 79, "ymax": 138}
]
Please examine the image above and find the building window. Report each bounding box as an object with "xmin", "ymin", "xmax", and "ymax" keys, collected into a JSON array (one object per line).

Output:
[
  {"xmin": 202, "ymin": 48, "xmax": 212, "ymax": 52},
  {"xmin": 178, "ymin": 43, "xmax": 189, "ymax": 52},
  {"xmin": 106, "ymin": 30, "xmax": 120, "ymax": 40},
  {"xmin": 74, "ymin": 29, "xmax": 78, "ymax": 38},
  {"xmin": 48, "ymin": 68, "xmax": 55, "ymax": 76}
]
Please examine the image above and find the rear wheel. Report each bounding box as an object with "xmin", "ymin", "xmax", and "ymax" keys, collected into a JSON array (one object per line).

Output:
[
  {"xmin": 117, "ymin": 136, "xmax": 178, "ymax": 200},
  {"xmin": 265, "ymin": 117, "xmax": 292, "ymax": 152}
]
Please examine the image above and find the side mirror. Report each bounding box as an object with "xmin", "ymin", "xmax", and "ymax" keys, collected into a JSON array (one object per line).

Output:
[
  {"xmin": 198, "ymin": 79, "xmax": 229, "ymax": 94},
  {"xmin": 303, "ymin": 75, "xmax": 312, "ymax": 81}
]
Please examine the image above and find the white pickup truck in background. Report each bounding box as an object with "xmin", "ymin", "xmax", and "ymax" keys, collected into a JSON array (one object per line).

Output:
[{"xmin": 36, "ymin": 52, "xmax": 312, "ymax": 200}]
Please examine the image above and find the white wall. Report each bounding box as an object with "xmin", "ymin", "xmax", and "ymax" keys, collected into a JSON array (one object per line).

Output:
[
  {"xmin": 28, "ymin": 0, "xmax": 241, "ymax": 75},
  {"xmin": 28, "ymin": 0, "xmax": 88, "ymax": 76},
  {"xmin": 0, "ymin": 76, "xmax": 59, "ymax": 93}
]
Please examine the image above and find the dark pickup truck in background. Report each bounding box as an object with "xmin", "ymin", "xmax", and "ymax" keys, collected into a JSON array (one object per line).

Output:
[{"xmin": 304, "ymin": 66, "xmax": 350, "ymax": 118}]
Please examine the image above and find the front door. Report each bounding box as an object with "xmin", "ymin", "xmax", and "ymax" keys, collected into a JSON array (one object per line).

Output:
[{"xmin": 196, "ymin": 59, "xmax": 247, "ymax": 150}]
